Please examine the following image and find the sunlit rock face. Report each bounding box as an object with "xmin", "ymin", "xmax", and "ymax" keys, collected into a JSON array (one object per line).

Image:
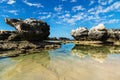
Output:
[
  {"xmin": 88, "ymin": 24, "xmax": 108, "ymax": 41},
  {"xmin": 5, "ymin": 18, "xmax": 50, "ymax": 41},
  {"xmin": 71, "ymin": 24, "xmax": 108, "ymax": 41},
  {"xmin": 71, "ymin": 27, "xmax": 88, "ymax": 40}
]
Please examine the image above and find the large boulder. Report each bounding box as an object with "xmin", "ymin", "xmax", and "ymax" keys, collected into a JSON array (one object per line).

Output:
[
  {"xmin": 88, "ymin": 24, "xmax": 108, "ymax": 41},
  {"xmin": 71, "ymin": 27, "xmax": 88, "ymax": 40},
  {"xmin": 5, "ymin": 18, "xmax": 50, "ymax": 41}
]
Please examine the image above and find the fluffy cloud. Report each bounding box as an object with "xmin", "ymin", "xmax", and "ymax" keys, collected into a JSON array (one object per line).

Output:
[
  {"xmin": 23, "ymin": 0, "xmax": 43, "ymax": 8},
  {"xmin": 89, "ymin": 0, "xmax": 94, "ymax": 6},
  {"xmin": 58, "ymin": 12, "xmax": 86, "ymax": 25},
  {"xmin": 7, "ymin": 0, "xmax": 16, "ymax": 4},
  {"xmin": 98, "ymin": 0, "xmax": 113, "ymax": 5},
  {"xmin": 54, "ymin": 5, "xmax": 63, "ymax": 12},
  {"xmin": 103, "ymin": 1, "xmax": 120, "ymax": 12},
  {"xmin": 39, "ymin": 14, "xmax": 51, "ymax": 19},
  {"xmin": 72, "ymin": 5, "xmax": 85, "ymax": 12},
  {"xmin": 88, "ymin": 1, "xmax": 120, "ymax": 16}
]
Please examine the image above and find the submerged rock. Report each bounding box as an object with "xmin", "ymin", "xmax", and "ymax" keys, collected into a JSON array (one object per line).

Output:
[
  {"xmin": 71, "ymin": 27, "xmax": 88, "ymax": 40},
  {"xmin": 5, "ymin": 18, "xmax": 50, "ymax": 41},
  {"xmin": 88, "ymin": 24, "xmax": 108, "ymax": 41}
]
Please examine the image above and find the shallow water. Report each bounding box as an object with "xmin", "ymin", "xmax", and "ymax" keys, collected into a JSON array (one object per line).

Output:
[{"xmin": 0, "ymin": 43, "xmax": 120, "ymax": 80}]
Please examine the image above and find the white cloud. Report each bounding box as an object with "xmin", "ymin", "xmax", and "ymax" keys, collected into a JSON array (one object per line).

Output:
[
  {"xmin": 8, "ymin": 10, "xmax": 18, "ymax": 15},
  {"xmin": 88, "ymin": 1, "xmax": 120, "ymax": 17},
  {"xmin": 103, "ymin": 2, "xmax": 120, "ymax": 12},
  {"xmin": 38, "ymin": 12, "xmax": 51, "ymax": 15},
  {"xmin": 39, "ymin": 14, "xmax": 51, "ymax": 19},
  {"xmin": 105, "ymin": 19, "xmax": 119, "ymax": 24},
  {"xmin": 72, "ymin": 5, "xmax": 85, "ymax": 12},
  {"xmin": 23, "ymin": 0, "xmax": 43, "ymax": 8},
  {"xmin": 63, "ymin": 13, "xmax": 86, "ymax": 25},
  {"xmin": 98, "ymin": 0, "xmax": 107, "ymax": 5},
  {"xmin": 58, "ymin": 13, "xmax": 70, "ymax": 19},
  {"xmin": 98, "ymin": 0, "xmax": 114, "ymax": 5},
  {"xmin": 108, "ymin": 0, "xmax": 113, "ymax": 4},
  {"xmin": 89, "ymin": 0, "xmax": 94, "ymax": 6},
  {"xmin": 7, "ymin": 0, "xmax": 16, "ymax": 4},
  {"xmin": 54, "ymin": 5, "xmax": 63, "ymax": 12},
  {"xmin": 70, "ymin": 0, "xmax": 77, "ymax": 2}
]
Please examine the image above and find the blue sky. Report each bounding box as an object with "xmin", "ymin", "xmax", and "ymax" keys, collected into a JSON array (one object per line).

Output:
[{"xmin": 0, "ymin": 0, "xmax": 120, "ymax": 38}]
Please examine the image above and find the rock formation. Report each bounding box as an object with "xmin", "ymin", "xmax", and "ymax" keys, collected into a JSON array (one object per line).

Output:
[
  {"xmin": 108, "ymin": 29, "xmax": 120, "ymax": 40},
  {"xmin": 88, "ymin": 24, "xmax": 108, "ymax": 41},
  {"xmin": 71, "ymin": 24, "xmax": 109, "ymax": 41},
  {"xmin": 0, "ymin": 18, "xmax": 62, "ymax": 57},
  {"xmin": 5, "ymin": 18, "xmax": 50, "ymax": 41},
  {"xmin": 71, "ymin": 27, "xmax": 88, "ymax": 40}
]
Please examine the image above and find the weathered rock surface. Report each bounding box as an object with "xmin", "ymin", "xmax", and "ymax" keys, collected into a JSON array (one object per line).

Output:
[
  {"xmin": 71, "ymin": 27, "xmax": 88, "ymax": 40},
  {"xmin": 88, "ymin": 24, "xmax": 108, "ymax": 41},
  {"xmin": 0, "ymin": 31, "xmax": 12, "ymax": 40},
  {"xmin": 0, "ymin": 41, "xmax": 61, "ymax": 57},
  {"xmin": 5, "ymin": 18, "xmax": 50, "ymax": 41},
  {"xmin": 71, "ymin": 24, "xmax": 109, "ymax": 41},
  {"xmin": 108, "ymin": 29, "xmax": 120, "ymax": 40},
  {"xmin": 0, "ymin": 18, "xmax": 62, "ymax": 57}
]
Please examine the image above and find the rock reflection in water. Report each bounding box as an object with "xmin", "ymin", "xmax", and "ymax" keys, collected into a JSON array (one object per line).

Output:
[
  {"xmin": 71, "ymin": 44, "xmax": 120, "ymax": 63},
  {"xmin": 0, "ymin": 44, "xmax": 120, "ymax": 80},
  {"xmin": 1, "ymin": 50, "xmax": 57, "ymax": 80}
]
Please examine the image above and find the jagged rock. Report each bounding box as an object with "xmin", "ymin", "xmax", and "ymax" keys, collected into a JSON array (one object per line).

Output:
[
  {"xmin": 8, "ymin": 33, "xmax": 22, "ymax": 41},
  {"xmin": 88, "ymin": 24, "xmax": 108, "ymax": 41},
  {"xmin": 0, "ymin": 41, "xmax": 61, "ymax": 51},
  {"xmin": 5, "ymin": 18, "xmax": 50, "ymax": 41},
  {"xmin": 108, "ymin": 29, "xmax": 120, "ymax": 40},
  {"xmin": 0, "ymin": 31, "xmax": 11, "ymax": 40},
  {"xmin": 71, "ymin": 27, "xmax": 88, "ymax": 40}
]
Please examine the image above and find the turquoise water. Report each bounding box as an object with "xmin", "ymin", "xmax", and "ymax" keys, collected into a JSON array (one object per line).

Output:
[{"xmin": 0, "ymin": 43, "xmax": 120, "ymax": 80}]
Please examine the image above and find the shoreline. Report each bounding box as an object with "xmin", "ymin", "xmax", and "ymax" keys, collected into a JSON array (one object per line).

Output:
[
  {"xmin": 0, "ymin": 40, "xmax": 61, "ymax": 57},
  {"xmin": 0, "ymin": 40, "xmax": 120, "ymax": 57},
  {"xmin": 46, "ymin": 40, "xmax": 120, "ymax": 46}
]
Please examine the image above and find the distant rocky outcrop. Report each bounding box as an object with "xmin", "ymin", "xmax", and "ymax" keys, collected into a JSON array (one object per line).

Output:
[
  {"xmin": 88, "ymin": 24, "xmax": 108, "ymax": 41},
  {"xmin": 108, "ymin": 29, "xmax": 120, "ymax": 40},
  {"xmin": 58, "ymin": 37, "xmax": 70, "ymax": 41},
  {"xmin": 5, "ymin": 18, "xmax": 50, "ymax": 41},
  {"xmin": 71, "ymin": 27, "xmax": 88, "ymax": 40},
  {"xmin": 71, "ymin": 24, "xmax": 109, "ymax": 41}
]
